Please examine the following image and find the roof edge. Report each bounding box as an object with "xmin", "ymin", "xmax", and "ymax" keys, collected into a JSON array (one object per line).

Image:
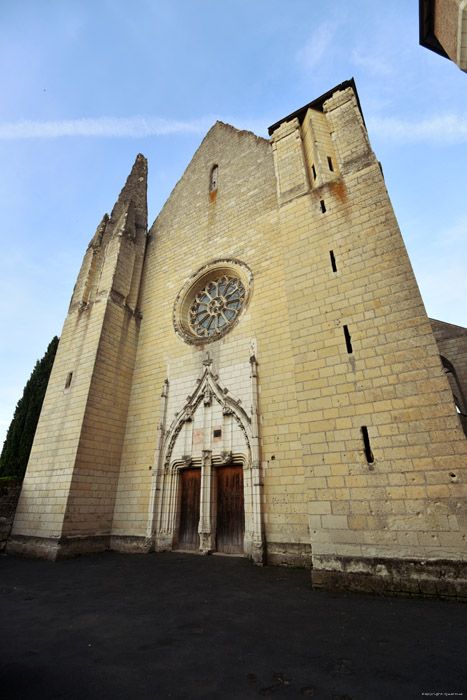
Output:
[
  {"xmin": 419, "ymin": 0, "xmax": 449, "ymax": 59},
  {"xmin": 267, "ymin": 78, "xmax": 364, "ymax": 136}
]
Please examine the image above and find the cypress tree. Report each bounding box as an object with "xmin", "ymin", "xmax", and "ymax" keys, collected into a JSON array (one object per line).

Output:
[{"xmin": 0, "ymin": 336, "xmax": 59, "ymax": 481}]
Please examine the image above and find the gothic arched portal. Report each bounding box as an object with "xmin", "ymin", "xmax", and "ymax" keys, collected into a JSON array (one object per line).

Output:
[{"xmin": 146, "ymin": 357, "xmax": 264, "ymax": 563}]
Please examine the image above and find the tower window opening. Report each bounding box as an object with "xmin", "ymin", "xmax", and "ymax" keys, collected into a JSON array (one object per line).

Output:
[
  {"xmin": 213, "ymin": 429, "xmax": 222, "ymax": 438},
  {"xmin": 210, "ymin": 165, "xmax": 218, "ymax": 192},
  {"xmin": 361, "ymin": 426, "xmax": 374, "ymax": 464},
  {"xmin": 320, "ymin": 199, "xmax": 326, "ymax": 213},
  {"xmin": 327, "ymin": 156, "xmax": 334, "ymax": 171},
  {"xmin": 65, "ymin": 372, "xmax": 73, "ymax": 389},
  {"xmin": 330, "ymin": 250, "xmax": 337, "ymax": 272},
  {"xmin": 343, "ymin": 325, "xmax": 352, "ymax": 353},
  {"xmin": 312, "ymin": 164, "xmax": 317, "ymax": 180}
]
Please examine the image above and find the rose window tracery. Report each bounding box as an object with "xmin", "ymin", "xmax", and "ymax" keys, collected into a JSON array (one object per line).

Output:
[
  {"xmin": 173, "ymin": 259, "xmax": 252, "ymax": 345},
  {"xmin": 189, "ymin": 276, "xmax": 246, "ymax": 338}
]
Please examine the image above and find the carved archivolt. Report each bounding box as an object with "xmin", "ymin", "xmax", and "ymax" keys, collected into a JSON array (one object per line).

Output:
[
  {"xmin": 147, "ymin": 352, "xmax": 265, "ymax": 563},
  {"xmin": 162, "ymin": 362, "xmax": 252, "ymax": 469}
]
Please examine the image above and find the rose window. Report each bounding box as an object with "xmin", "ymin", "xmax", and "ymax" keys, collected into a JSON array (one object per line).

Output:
[
  {"xmin": 173, "ymin": 260, "xmax": 252, "ymax": 345},
  {"xmin": 189, "ymin": 276, "xmax": 246, "ymax": 338}
]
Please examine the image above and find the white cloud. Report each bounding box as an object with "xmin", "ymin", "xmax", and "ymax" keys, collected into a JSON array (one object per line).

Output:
[
  {"xmin": 0, "ymin": 115, "xmax": 215, "ymax": 140},
  {"xmin": 296, "ymin": 23, "xmax": 336, "ymax": 71},
  {"xmin": 0, "ymin": 114, "xmax": 272, "ymax": 140},
  {"xmin": 367, "ymin": 113, "xmax": 467, "ymax": 144},
  {"xmin": 351, "ymin": 49, "xmax": 393, "ymax": 77}
]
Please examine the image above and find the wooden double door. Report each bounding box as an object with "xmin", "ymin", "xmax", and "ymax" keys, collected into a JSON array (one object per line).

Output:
[{"xmin": 177, "ymin": 465, "xmax": 245, "ymax": 554}]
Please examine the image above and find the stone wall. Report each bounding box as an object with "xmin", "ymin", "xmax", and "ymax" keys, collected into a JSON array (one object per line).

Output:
[
  {"xmin": 7, "ymin": 82, "xmax": 467, "ymax": 598},
  {"xmin": 434, "ymin": 0, "xmax": 467, "ymax": 71},
  {"xmin": 8, "ymin": 157, "xmax": 148, "ymax": 560},
  {"xmin": 431, "ymin": 318, "xmax": 467, "ymax": 434},
  {"xmin": 269, "ymin": 86, "xmax": 467, "ymax": 596},
  {"xmin": 112, "ymin": 122, "xmax": 310, "ymax": 563}
]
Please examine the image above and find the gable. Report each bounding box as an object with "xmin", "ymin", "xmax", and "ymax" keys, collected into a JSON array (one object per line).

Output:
[{"xmin": 148, "ymin": 122, "xmax": 276, "ymax": 244}]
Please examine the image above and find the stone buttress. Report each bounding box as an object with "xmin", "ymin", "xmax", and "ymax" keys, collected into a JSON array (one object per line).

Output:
[
  {"xmin": 8, "ymin": 156, "xmax": 148, "ymax": 559},
  {"xmin": 269, "ymin": 81, "xmax": 467, "ymax": 597},
  {"xmin": 8, "ymin": 81, "xmax": 467, "ymax": 599}
]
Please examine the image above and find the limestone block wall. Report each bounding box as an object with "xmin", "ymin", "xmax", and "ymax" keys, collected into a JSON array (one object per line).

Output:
[
  {"xmin": 8, "ymin": 80, "xmax": 467, "ymax": 594},
  {"xmin": 8, "ymin": 155, "xmax": 148, "ymax": 559},
  {"xmin": 301, "ymin": 108, "xmax": 341, "ymax": 189},
  {"xmin": 270, "ymin": 85, "xmax": 467, "ymax": 594},
  {"xmin": 111, "ymin": 123, "xmax": 310, "ymax": 563},
  {"xmin": 434, "ymin": 0, "xmax": 467, "ymax": 71},
  {"xmin": 112, "ymin": 83, "xmax": 467, "ymax": 582},
  {"xmin": 60, "ymin": 302, "xmax": 141, "ymax": 540},
  {"xmin": 9, "ymin": 301, "xmax": 106, "ymax": 551}
]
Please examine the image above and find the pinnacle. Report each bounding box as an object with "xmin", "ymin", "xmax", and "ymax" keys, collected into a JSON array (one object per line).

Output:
[
  {"xmin": 109, "ymin": 154, "xmax": 148, "ymax": 231},
  {"xmin": 87, "ymin": 213, "xmax": 109, "ymax": 250}
]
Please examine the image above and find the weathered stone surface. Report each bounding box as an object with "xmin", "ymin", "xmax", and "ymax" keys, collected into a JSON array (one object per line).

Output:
[
  {"xmin": 312, "ymin": 555, "xmax": 467, "ymax": 599},
  {"xmin": 8, "ymin": 81, "xmax": 467, "ymax": 597}
]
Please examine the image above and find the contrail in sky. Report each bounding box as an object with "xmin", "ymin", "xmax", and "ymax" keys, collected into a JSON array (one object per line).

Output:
[
  {"xmin": 0, "ymin": 116, "xmax": 214, "ymax": 139},
  {"xmin": 367, "ymin": 113, "xmax": 467, "ymax": 143},
  {"xmin": 0, "ymin": 115, "xmax": 270, "ymax": 139},
  {"xmin": 1, "ymin": 113, "xmax": 466, "ymax": 143}
]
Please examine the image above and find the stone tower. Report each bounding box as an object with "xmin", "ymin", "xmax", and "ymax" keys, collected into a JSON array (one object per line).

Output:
[
  {"xmin": 9, "ymin": 81, "xmax": 467, "ymax": 598},
  {"xmin": 9, "ymin": 156, "xmax": 147, "ymax": 558}
]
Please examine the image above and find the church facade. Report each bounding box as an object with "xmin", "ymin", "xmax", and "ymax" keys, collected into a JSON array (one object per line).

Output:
[{"xmin": 9, "ymin": 80, "xmax": 467, "ymax": 597}]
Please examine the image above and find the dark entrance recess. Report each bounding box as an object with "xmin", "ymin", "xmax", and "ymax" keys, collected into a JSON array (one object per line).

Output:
[
  {"xmin": 216, "ymin": 465, "xmax": 245, "ymax": 555},
  {"xmin": 178, "ymin": 468, "xmax": 201, "ymax": 551}
]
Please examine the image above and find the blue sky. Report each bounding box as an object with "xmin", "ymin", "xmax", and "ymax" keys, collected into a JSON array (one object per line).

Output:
[{"xmin": 1, "ymin": 0, "xmax": 467, "ymax": 447}]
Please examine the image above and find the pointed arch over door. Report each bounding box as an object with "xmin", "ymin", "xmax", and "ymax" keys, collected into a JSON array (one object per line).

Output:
[{"xmin": 146, "ymin": 357, "xmax": 264, "ymax": 563}]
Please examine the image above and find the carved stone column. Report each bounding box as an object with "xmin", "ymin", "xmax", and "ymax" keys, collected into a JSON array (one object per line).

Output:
[
  {"xmin": 198, "ymin": 449, "xmax": 214, "ymax": 553},
  {"xmin": 147, "ymin": 378, "xmax": 169, "ymax": 550},
  {"xmin": 249, "ymin": 354, "xmax": 265, "ymax": 564}
]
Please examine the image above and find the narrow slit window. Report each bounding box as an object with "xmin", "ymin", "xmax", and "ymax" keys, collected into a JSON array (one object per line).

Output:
[
  {"xmin": 361, "ymin": 426, "xmax": 374, "ymax": 464},
  {"xmin": 311, "ymin": 164, "xmax": 317, "ymax": 180},
  {"xmin": 327, "ymin": 156, "xmax": 334, "ymax": 172},
  {"xmin": 65, "ymin": 372, "xmax": 73, "ymax": 389},
  {"xmin": 320, "ymin": 199, "xmax": 326, "ymax": 213},
  {"xmin": 343, "ymin": 325, "xmax": 352, "ymax": 353},
  {"xmin": 210, "ymin": 164, "xmax": 218, "ymax": 192},
  {"xmin": 330, "ymin": 250, "xmax": 337, "ymax": 272}
]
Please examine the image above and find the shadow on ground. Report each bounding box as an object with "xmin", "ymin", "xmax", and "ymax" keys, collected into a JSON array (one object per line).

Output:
[{"xmin": 1, "ymin": 551, "xmax": 466, "ymax": 699}]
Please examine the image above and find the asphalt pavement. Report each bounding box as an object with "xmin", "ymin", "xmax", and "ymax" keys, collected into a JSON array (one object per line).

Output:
[{"xmin": 1, "ymin": 550, "xmax": 466, "ymax": 700}]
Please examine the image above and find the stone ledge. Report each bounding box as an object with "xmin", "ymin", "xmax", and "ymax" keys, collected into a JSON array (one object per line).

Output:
[
  {"xmin": 7, "ymin": 534, "xmax": 110, "ymax": 560},
  {"xmin": 110, "ymin": 535, "xmax": 152, "ymax": 554},
  {"xmin": 267, "ymin": 541, "xmax": 312, "ymax": 567},
  {"xmin": 312, "ymin": 555, "xmax": 467, "ymax": 600}
]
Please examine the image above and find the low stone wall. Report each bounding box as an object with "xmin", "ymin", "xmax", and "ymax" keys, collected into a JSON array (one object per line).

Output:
[
  {"xmin": 312, "ymin": 555, "xmax": 467, "ymax": 601},
  {"xmin": 0, "ymin": 481, "xmax": 22, "ymax": 551},
  {"xmin": 266, "ymin": 541, "xmax": 312, "ymax": 567}
]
